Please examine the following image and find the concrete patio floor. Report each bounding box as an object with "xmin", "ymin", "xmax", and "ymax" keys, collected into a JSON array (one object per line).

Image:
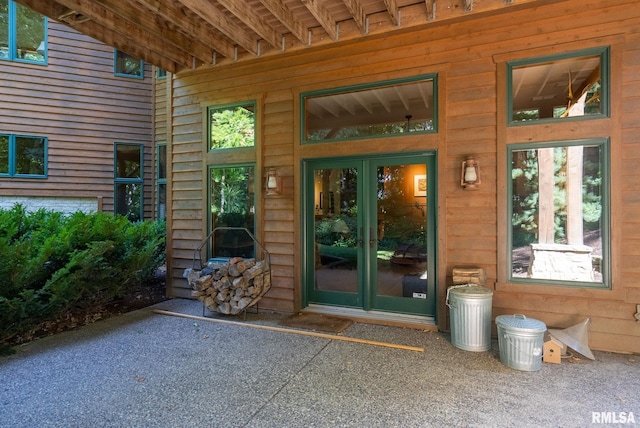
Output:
[{"xmin": 1, "ymin": 298, "xmax": 638, "ymax": 427}]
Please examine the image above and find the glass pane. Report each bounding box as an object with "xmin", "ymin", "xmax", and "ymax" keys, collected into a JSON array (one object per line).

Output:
[
  {"xmin": 15, "ymin": 136, "xmax": 45, "ymax": 175},
  {"xmin": 158, "ymin": 144, "xmax": 166, "ymax": 179},
  {"xmin": 0, "ymin": 0, "xmax": 8, "ymax": 59},
  {"xmin": 158, "ymin": 183, "xmax": 166, "ymax": 220},
  {"xmin": 116, "ymin": 144, "xmax": 141, "ymax": 178},
  {"xmin": 511, "ymin": 144, "xmax": 603, "ymax": 283},
  {"xmin": 304, "ymin": 78, "xmax": 435, "ymax": 142},
  {"xmin": 376, "ymin": 164, "xmax": 427, "ymax": 297},
  {"xmin": 115, "ymin": 182, "xmax": 142, "ymax": 222},
  {"xmin": 313, "ymin": 167, "xmax": 358, "ymax": 293},
  {"xmin": 15, "ymin": 2, "xmax": 45, "ymax": 62},
  {"xmin": 115, "ymin": 50, "xmax": 143, "ymax": 77},
  {"xmin": 208, "ymin": 104, "xmax": 255, "ymax": 150},
  {"xmin": 511, "ymin": 53, "xmax": 602, "ymax": 122},
  {"xmin": 209, "ymin": 166, "xmax": 255, "ymax": 258},
  {"xmin": 0, "ymin": 135, "xmax": 8, "ymax": 174}
]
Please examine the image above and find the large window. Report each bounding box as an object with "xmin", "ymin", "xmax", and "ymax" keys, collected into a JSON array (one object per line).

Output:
[
  {"xmin": 0, "ymin": 0, "xmax": 46, "ymax": 64},
  {"xmin": 114, "ymin": 49, "xmax": 143, "ymax": 78},
  {"xmin": 209, "ymin": 165, "xmax": 255, "ymax": 259},
  {"xmin": 0, "ymin": 134, "xmax": 47, "ymax": 177},
  {"xmin": 114, "ymin": 143, "xmax": 143, "ymax": 222},
  {"xmin": 508, "ymin": 47, "xmax": 608, "ymax": 124},
  {"xmin": 302, "ymin": 75, "xmax": 437, "ymax": 143},
  {"xmin": 508, "ymin": 139, "xmax": 609, "ymax": 288},
  {"xmin": 207, "ymin": 102, "xmax": 256, "ymax": 150}
]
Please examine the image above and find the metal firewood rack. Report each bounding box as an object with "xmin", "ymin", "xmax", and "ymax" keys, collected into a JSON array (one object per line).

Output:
[{"xmin": 190, "ymin": 227, "xmax": 271, "ymax": 317}]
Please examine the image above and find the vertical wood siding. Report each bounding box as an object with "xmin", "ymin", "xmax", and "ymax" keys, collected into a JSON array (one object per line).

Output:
[
  {"xmin": 0, "ymin": 21, "xmax": 154, "ymax": 217},
  {"xmin": 167, "ymin": 0, "xmax": 640, "ymax": 353}
]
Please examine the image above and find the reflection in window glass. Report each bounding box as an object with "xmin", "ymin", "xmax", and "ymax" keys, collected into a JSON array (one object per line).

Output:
[
  {"xmin": 208, "ymin": 103, "xmax": 255, "ymax": 150},
  {"xmin": 209, "ymin": 166, "xmax": 255, "ymax": 258},
  {"xmin": 509, "ymin": 49, "xmax": 607, "ymax": 123},
  {"xmin": 303, "ymin": 76, "xmax": 436, "ymax": 142},
  {"xmin": 115, "ymin": 183, "xmax": 142, "ymax": 222},
  {"xmin": 114, "ymin": 143, "xmax": 143, "ymax": 221},
  {"xmin": 509, "ymin": 141, "xmax": 607, "ymax": 286},
  {"xmin": 15, "ymin": 2, "xmax": 45, "ymax": 62},
  {"xmin": 0, "ymin": 135, "xmax": 9, "ymax": 174},
  {"xmin": 157, "ymin": 144, "xmax": 166, "ymax": 220},
  {"xmin": 15, "ymin": 136, "xmax": 45, "ymax": 175},
  {"xmin": 115, "ymin": 49, "xmax": 143, "ymax": 78}
]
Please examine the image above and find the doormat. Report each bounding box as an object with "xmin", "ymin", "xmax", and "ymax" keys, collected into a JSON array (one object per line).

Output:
[{"xmin": 279, "ymin": 313, "xmax": 353, "ymax": 333}]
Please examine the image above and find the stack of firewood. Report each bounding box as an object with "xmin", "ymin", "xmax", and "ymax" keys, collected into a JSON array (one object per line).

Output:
[{"xmin": 187, "ymin": 257, "xmax": 270, "ymax": 315}]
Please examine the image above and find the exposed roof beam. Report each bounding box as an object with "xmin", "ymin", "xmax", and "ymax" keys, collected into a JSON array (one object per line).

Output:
[
  {"xmin": 178, "ymin": 0, "xmax": 259, "ymax": 56},
  {"xmin": 216, "ymin": 0, "xmax": 282, "ymax": 50},
  {"xmin": 134, "ymin": 0, "xmax": 236, "ymax": 60},
  {"xmin": 382, "ymin": 0, "xmax": 400, "ymax": 26},
  {"xmin": 257, "ymin": 0, "xmax": 309, "ymax": 45},
  {"xmin": 341, "ymin": 0, "xmax": 367, "ymax": 34},
  {"xmin": 300, "ymin": 0, "xmax": 337, "ymax": 40},
  {"xmin": 98, "ymin": 0, "xmax": 213, "ymax": 65},
  {"xmin": 425, "ymin": 0, "xmax": 435, "ymax": 20},
  {"xmin": 17, "ymin": 0, "xmax": 184, "ymax": 72}
]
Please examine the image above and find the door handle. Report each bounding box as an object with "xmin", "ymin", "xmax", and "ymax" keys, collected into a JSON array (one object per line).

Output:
[{"xmin": 369, "ymin": 227, "xmax": 376, "ymax": 248}]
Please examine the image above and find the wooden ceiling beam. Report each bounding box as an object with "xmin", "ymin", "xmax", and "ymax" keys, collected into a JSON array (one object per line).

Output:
[
  {"xmin": 257, "ymin": 0, "xmax": 309, "ymax": 45},
  {"xmin": 133, "ymin": 0, "xmax": 236, "ymax": 60},
  {"xmin": 216, "ymin": 0, "xmax": 282, "ymax": 50},
  {"xmin": 381, "ymin": 0, "xmax": 400, "ymax": 26},
  {"xmin": 97, "ymin": 0, "xmax": 213, "ymax": 65},
  {"xmin": 341, "ymin": 0, "xmax": 367, "ymax": 34},
  {"xmin": 177, "ymin": 0, "xmax": 259, "ymax": 56},
  {"xmin": 21, "ymin": 0, "xmax": 193, "ymax": 70},
  {"xmin": 300, "ymin": 0, "xmax": 338, "ymax": 40}
]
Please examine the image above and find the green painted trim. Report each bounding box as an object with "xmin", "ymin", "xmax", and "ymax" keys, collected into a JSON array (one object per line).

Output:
[
  {"xmin": 113, "ymin": 142, "xmax": 144, "ymax": 221},
  {"xmin": 0, "ymin": 134, "xmax": 48, "ymax": 178},
  {"xmin": 113, "ymin": 49, "xmax": 144, "ymax": 79},
  {"xmin": 506, "ymin": 138, "xmax": 610, "ymax": 289}
]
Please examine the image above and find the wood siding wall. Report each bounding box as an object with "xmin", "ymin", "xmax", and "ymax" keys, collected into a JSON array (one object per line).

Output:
[
  {"xmin": 0, "ymin": 21, "xmax": 155, "ymax": 218},
  {"xmin": 167, "ymin": 0, "xmax": 640, "ymax": 353}
]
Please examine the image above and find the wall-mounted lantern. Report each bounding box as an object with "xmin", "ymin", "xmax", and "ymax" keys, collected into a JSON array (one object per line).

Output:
[
  {"xmin": 461, "ymin": 156, "xmax": 481, "ymax": 190},
  {"xmin": 265, "ymin": 167, "xmax": 282, "ymax": 196}
]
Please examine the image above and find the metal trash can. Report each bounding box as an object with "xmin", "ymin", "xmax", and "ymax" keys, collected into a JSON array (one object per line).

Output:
[
  {"xmin": 447, "ymin": 284, "xmax": 493, "ymax": 351},
  {"xmin": 496, "ymin": 314, "xmax": 547, "ymax": 371}
]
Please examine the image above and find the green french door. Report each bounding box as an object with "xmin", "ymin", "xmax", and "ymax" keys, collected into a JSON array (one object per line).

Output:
[{"xmin": 303, "ymin": 153, "xmax": 436, "ymax": 316}]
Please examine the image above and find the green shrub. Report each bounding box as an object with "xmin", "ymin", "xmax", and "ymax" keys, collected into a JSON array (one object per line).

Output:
[{"xmin": 0, "ymin": 205, "xmax": 166, "ymax": 350}]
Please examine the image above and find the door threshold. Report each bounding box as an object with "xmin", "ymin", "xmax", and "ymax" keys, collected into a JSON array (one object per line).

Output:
[{"xmin": 304, "ymin": 304, "xmax": 438, "ymax": 331}]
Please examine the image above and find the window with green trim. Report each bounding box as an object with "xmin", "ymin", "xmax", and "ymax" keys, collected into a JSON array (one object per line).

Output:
[
  {"xmin": 156, "ymin": 68, "xmax": 167, "ymax": 79},
  {"xmin": 508, "ymin": 139, "xmax": 609, "ymax": 288},
  {"xmin": 208, "ymin": 165, "xmax": 255, "ymax": 259},
  {"xmin": 508, "ymin": 47, "xmax": 609, "ymax": 124},
  {"xmin": 157, "ymin": 144, "xmax": 166, "ymax": 220},
  {"xmin": 114, "ymin": 143, "xmax": 143, "ymax": 222},
  {"xmin": 0, "ymin": 134, "xmax": 47, "ymax": 177},
  {"xmin": 301, "ymin": 75, "xmax": 437, "ymax": 143},
  {"xmin": 114, "ymin": 49, "xmax": 143, "ymax": 78},
  {"xmin": 0, "ymin": 0, "xmax": 47, "ymax": 64},
  {"xmin": 207, "ymin": 102, "xmax": 256, "ymax": 150}
]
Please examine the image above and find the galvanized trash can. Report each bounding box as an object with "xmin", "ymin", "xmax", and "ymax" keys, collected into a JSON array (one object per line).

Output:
[
  {"xmin": 496, "ymin": 314, "xmax": 547, "ymax": 371},
  {"xmin": 447, "ymin": 284, "xmax": 493, "ymax": 351}
]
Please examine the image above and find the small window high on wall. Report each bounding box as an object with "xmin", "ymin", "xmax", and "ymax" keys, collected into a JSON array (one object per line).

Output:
[
  {"xmin": 302, "ymin": 75, "xmax": 437, "ymax": 143},
  {"xmin": 114, "ymin": 49, "xmax": 144, "ymax": 78},
  {"xmin": 207, "ymin": 102, "xmax": 256, "ymax": 150},
  {"xmin": 508, "ymin": 47, "xmax": 609, "ymax": 124},
  {"xmin": 508, "ymin": 139, "xmax": 609, "ymax": 288}
]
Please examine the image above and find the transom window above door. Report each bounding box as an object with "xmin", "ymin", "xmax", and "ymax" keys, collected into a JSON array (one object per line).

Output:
[
  {"xmin": 207, "ymin": 102, "xmax": 256, "ymax": 151},
  {"xmin": 301, "ymin": 75, "xmax": 437, "ymax": 143}
]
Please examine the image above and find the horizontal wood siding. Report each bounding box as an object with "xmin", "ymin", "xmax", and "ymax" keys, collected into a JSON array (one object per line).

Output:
[
  {"xmin": 168, "ymin": 0, "xmax": 640, "ymax": 352},
  {"xmin": 0, "ymin": 21, "xmax": 154, "ymax": 217}
]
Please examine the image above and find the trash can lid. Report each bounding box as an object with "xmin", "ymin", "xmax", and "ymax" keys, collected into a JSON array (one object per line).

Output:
[
  {"xmin": 449, "ymin": 284, "xmax": 493, "ymax": 297},
  {"xmin": 496, "ymin": 314, "xmax": 546, "ymax": 333}
]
